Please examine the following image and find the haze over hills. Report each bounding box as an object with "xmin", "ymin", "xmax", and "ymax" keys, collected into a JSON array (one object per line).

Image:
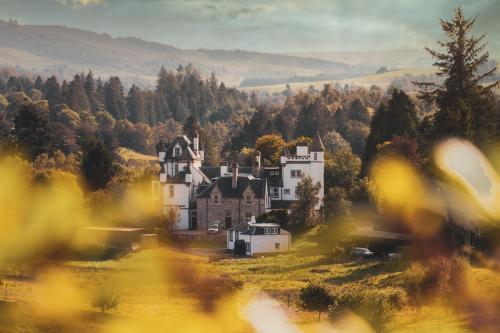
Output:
[
  {"xmin": 286, "ymin": 49, "xmax": 434, "ymax": 71},
  {"xmin": 0, "ymin": 19, "xmax": 368, "ymax": 87}
]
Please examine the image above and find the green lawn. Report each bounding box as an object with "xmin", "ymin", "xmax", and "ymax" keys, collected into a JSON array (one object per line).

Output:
[{"xmin": 1, "ymin": 228, "xmax": 499, "ymax": 333}]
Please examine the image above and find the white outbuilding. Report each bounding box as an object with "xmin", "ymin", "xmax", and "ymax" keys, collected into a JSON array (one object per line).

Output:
[{"xmin": 227, "ymin": 221, "xmax": 291, "ymax": 256}]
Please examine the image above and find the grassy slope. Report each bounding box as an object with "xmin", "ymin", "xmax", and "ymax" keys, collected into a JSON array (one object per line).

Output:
[
  {"xmin": 2, "ymin": 228, "xmax": 499, "ymax": 332},
  {"xmin": 117, "ymin": 147, "xmax": 157, "ymax": 162},
  {"xmin": 241, "ymin": 67, "xmax": 436, "ymax": 93}
]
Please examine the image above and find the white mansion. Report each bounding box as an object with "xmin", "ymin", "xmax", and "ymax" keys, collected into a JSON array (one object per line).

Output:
[{"xmin": 153, "ymin": 131, "xmax": 325, "ymax": 231}]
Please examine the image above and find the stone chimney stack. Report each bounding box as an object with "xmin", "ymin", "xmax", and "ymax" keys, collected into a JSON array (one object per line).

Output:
[
  {"xmin": 252, "ymin": 151, "xmax": 261, "ymax": 177},
  {"xmin": 231, "ymin": 162, "xmax": 238, "ymax": 189},
  {"xmin": 193, "ymin": 130, "xmax": 199, "ymax": 152}
]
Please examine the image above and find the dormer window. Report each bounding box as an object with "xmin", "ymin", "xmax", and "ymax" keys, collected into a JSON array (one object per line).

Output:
[
  {"xmin": 213, "ymin": 192, "xmax": 220, "ymax": 205},
  {"xmin": 174, "ymin": 147, "xmax": 181, "ymax": 157}
]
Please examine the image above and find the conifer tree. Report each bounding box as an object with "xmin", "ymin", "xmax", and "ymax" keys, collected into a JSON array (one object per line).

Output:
[
  {"xmin": 44, "ymin": 76, "xmax": 62, "ymax": 107},
  {"xmin": 127, "ymin": 85, "xmax": 146, "ymax": 123},
  {"xmin": 104, "ymin": 76, "xmax": 127, "ymax": 120},
  {"xmin": 67, "ymin": 74, "xmax": 90, "ymax": 112},
  {"xmin": 414, "ymin": 6, "xmax": 499, "ymax": 143}
]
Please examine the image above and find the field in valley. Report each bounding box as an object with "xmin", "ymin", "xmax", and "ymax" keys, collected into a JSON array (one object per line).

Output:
[{"xmin": 241, "ymin": 67, "xmax": 436, "ymax": 93}]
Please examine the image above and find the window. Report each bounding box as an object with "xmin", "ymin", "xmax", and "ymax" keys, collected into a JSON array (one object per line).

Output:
[
  {"xmin": 295, "ymin": 187, "xmax": 301, "ymax": 198},
  {"xmin": 284, "ymin": 189, "xmax": 290, "ymax": 194},
  {"xmin": 270, "ymin": 171, "xmax": 274, "ymax": 176},
  {"xmin": 174, "ymin": 163, "xmax": 178, "ymax": 174},
  {"xmin": 290, "ymin": 170, "xmax": 302, "ymax": 178},
  {"xmin": 213, "ymin": 192, "xmax": 220, "ymax": 205},
  {"xmin": 272, "ymin": 188, "xmax": 279, "ymax": 198},
  {"xmin": 275, "ymin": 243, "xmax": 280, "ymax": 250},
  {"xmin": 174, "ymin": 147, "xmax": 181, "ymax": 157},
  {"xmin": 245, "ymin": 242, "xmax": 251, "ymax": 253},
  {"xmin": 245, "ymin": 194, "xmax": 252, "ymax": 205},
  {"xmin": 229, "ymin": 231, "xmax": 234, "ymax": 242},
  {"xmin": 314, "ymin": 152, "xmax": 317, "ymax": 161},
  {"xmin": 169, "ymin": 184, "xmax": 174, "ymax": 197},
  {"xmin": 264, "ymin": 227, "xmax": 278, "ymax": 235}
]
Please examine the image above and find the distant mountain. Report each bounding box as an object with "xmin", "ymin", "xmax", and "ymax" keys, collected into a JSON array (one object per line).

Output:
[
  {"xmin": 0, "ymin": 20, "xmax": 366, "ymax": 87},
  {"xmin": 286, "ymin": 49, "xmax": 434, "ymax": 72}
]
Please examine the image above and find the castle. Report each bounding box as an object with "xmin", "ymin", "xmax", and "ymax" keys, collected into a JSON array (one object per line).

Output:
[{"xmin": 153, "ymin": 131, "xmax": 324, "ymax": 231}]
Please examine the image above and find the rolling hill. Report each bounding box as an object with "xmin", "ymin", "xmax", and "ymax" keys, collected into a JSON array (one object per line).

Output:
[{"xmin": 0, "ymin": 20, "xmax": 366, "ymax": 87}]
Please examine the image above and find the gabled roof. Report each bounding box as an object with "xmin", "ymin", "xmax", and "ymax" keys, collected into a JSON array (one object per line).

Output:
[
  {"xmin": 197, "ymin": 175, "xmax": 267, "ymax": 199},
  {"xmin": 161, "ymin": 135, "xmax": 198, "ymax": 161},
  {"xmin": 311, "ymin": 130, "xmax": 325, "ymax": 152}
]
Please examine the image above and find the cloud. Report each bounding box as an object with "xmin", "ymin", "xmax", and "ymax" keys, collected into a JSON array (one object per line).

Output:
[{"xmin": 57, "ymin": 0, "xmax": 103, "ymax": 7}]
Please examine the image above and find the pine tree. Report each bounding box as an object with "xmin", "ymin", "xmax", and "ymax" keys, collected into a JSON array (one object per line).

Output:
[
  {"xmin": 127, "ymin": 85, "xmax": 146, "ymax": 123},
  {"xmin": 44, "ymin": 76, "xmax": 62, "ymax": 107},
  {"xmin": 85, "ymin": 70, "xmax": 101, "ymax": 114},
  {"xmin": 81, "ymin": 137, "xmax": 116, "ymax": 191},
  {"xmin": 414, "ymin": 6, "xmax": 499, "ymax": 143},
  {"xmin": 67, "ymin": 74, "xmax": 90, "ymax": 112},
  {"xmin": 104, "ymin": 76, "xmax": 127, "ymax": 120}
]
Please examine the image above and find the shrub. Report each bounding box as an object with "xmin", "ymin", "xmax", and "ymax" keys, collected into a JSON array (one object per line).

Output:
[
  {"xmin": 91, "ymin": 291, "xmax": 119, "ymax": 313},
  {"xmin": 397, "ymin": 254, "xmax": 469, "ymax": 306},
  {"xmin": 298, "ymin": 283, "xmax": 333, "ymax": 320},
  {"xmin": 329, "ymin": 285, "xmax": 406, "ymax": 332}
]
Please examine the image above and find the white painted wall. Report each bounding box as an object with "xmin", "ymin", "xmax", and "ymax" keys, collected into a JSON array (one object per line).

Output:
[
  {"xmin": 238, "ymin": 233, "xmax": 291, "ymax": 255},
  {"xmin": 162, "ymin": 183, "xmax": 191, "ymax": 229}
]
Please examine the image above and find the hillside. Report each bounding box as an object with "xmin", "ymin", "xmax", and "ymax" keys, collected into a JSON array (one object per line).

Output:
[
  {"xmin": 0, "ymin": 20, "xmax": 364, "ymax": 87},
  {"xmin": 286, "ymin": 49, "xmax": 433, "ymax": 71}
]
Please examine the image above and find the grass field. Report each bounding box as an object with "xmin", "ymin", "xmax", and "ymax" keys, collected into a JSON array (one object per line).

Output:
[
  {"xmin": 117, "ymin": 147, "xmax": 157, "ymax": 162},
  {"xmin": 1, "ymin": 227, "xmax": 499, "ymax": 333},
  {"xmin": 241, "ymin": 67, "xmax": 436, "ymax": 93}
]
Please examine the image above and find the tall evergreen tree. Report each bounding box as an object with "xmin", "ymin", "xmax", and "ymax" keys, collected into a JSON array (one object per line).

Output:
[
  {"xmin": 67, "ymin": 74, "xmax": 90, "ymax": 112},
  {"xmin": 364, "ymin": 89, "xmax": 418, "ymax": 166},
  {"xmin": 414, "ymin": 6, "xmax": 499, "ymax": 143},
  {"xmin": 44, "ymin": 76, "xmax": 62, "ymax": 107},
  {"xmin": 81, "ymin": 137, "xmax": 116, "ymax": 191},
  {"xmin": 85, "ymin": 70, "xmax": 101, "ymax": 114},
  {"xmin": 104, "ymin": 76, "xmax": 127, "ymax": 120},
  {"xmin": 127, "ymin": 85, "xmax": 146, "ymax": 123}
]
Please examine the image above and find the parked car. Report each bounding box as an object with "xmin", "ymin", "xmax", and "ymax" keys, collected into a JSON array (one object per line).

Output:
[
  {"xmin": 350, "ymin": 247, "xmax": 374, "ymax": 258},
  {"xmin": 207, "ymin": 224, "xmax": 220, "ymax": 234}
]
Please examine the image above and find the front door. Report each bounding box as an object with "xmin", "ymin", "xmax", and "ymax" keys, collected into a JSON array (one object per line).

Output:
[
  {"xmin": 224, "ymin": 210, "xmax": 232, "ymax": 229},
  {"xmin": 190, "ymin": 210, "xmax": 197, "ymax": 230}
]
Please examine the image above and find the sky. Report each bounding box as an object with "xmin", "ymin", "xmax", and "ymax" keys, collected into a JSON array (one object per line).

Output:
[{"xmin": 1, "ymin": 0, "xmax": 500, "ymax": 56}]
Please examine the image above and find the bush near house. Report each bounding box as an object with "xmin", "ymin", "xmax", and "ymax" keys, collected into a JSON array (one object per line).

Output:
[
  {"xmin": 298, "ymin": 283, "xmax": 333, "ymax": 320},
  {"xmin": 329, "ymin": 285, "xmax": 406, "ymax": 332}
]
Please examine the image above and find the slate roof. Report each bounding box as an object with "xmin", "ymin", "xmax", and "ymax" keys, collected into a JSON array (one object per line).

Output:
[
  {"xmin": 197, "ymin": 175, "xmax": 267, "ymax": 199},
  {"xmin": 310, "ymin": 129, "xmax": 325, "ymax": 152},
  {"xmin": 159, "ymin": 135, "xmax": 198, "ymax": 161},
  {"xmin": 200, "ymin": 166, "xmax": 224, "ymax": 180}
]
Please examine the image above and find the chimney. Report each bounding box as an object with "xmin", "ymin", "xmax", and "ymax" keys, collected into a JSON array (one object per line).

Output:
[
  {"xmin": 220, "ymin": 160, "xmax": 228, "ymax": 176},
  {"xmin": 231, "ymin": 162, "xmax": 238, "ymax": 189},
  {"xmin": 252, "ymin": 151, "xmax": 261, "ymax": 177},
  {"xmin": 193, "ymin": 131, "xmax": 199, "ymax": 152}
]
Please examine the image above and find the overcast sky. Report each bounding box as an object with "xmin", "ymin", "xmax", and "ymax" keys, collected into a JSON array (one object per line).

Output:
[{"xmin": 1, "ymin": 0, "xmax": 499, "ymax": 55}]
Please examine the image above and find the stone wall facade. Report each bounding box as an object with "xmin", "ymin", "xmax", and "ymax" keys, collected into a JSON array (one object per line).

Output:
[{"xmin": 196, "ymin": 186, "xmax": 266, "ymax": 231}]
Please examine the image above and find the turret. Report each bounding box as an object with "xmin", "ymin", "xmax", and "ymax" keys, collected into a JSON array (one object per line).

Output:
[{"xmin": 310, "ymin": 129, "xmax": 325, "ymax": 162}]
